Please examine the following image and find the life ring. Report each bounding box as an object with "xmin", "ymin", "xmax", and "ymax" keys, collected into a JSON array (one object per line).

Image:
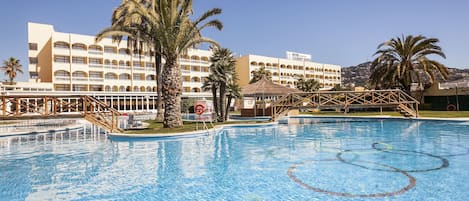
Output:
[
  {"xmin": 446, "ymin": 104, "xmax": 456, "ymax": 111},
  {"xmin": 195, "ymin": 104, "xmax": 205, "ymax": 115}
]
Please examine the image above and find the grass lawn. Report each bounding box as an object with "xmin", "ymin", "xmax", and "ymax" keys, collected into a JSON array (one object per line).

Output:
[
  {"xmin": 124, "ymin": 120, "xmax": 266, "ymax": 134},
  {"xmin": 302, "ymin": 110, "xmax": 469, "ymax": 118}
]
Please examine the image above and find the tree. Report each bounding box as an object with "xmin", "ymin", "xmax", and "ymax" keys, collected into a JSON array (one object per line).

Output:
[
  {"xmin": 96, "ymin": 0, "xmax": 165, "ymax": 121},
  {"xmin": 370, "ymin": 35, "xmax": 449, "ymax": 92},
  {"xmin": 204, "ymin": 48, "xmax": 238, "ymax": 122},
  {"xmin": 202, "ymin": 74, "xmax": 219, "ymax": 120},
  {"xmin": 99, "ymin": 0, "xmax": 223, "ymax": 128},
  {"xmin": 295, "ymin": 77, "xmax": 320, "ymax": 92},
  {"xmin": 224, "ymin": 82, "xmax": 241, "ymax": 120},
  {"xmin": 1, "ymin": 57, "xmax": 23, "ymax": 84},
  {"xmin": 249, "ymin": 66, "xmax": 272, "ymax": 84}
]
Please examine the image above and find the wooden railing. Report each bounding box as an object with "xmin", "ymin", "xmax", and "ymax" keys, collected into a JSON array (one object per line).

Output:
[
  {"xmin": 0, "ymin": 94, "xmax": 121, "ymax": 133},
  {"xmin": 271, "ymin": 89, "xmax": 419, "ymax": 121}
]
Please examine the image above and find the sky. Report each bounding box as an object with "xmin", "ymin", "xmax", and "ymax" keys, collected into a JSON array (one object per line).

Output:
[{"xmin": 1, "ymin": 0, "xmax": 469, "ymax": 82}]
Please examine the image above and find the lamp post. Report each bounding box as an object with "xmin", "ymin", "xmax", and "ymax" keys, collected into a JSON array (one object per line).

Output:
[{"xmin": 456, "ymin": 83, "xmax": 460, "ymax": 111}]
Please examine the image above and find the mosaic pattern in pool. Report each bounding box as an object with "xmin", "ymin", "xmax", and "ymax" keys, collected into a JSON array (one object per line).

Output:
[{"xmin": 1, "ymin": 118, "xmax": 469, "ymax": 200}]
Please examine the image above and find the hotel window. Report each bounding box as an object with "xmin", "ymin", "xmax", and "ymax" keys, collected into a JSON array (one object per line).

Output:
[
  {"xmin": 89, "ymin": 58, "xmax": 102, "ymax": 64},
  {"xmin": 72, "ymin": 57, "xmax": 86, "ymax": 64},
  {"xmin": 29, "ymin": 43, "xmax": 38, "ymax": 50},
  {"xmin": 72, "ymin": 43, "xmax": 86, "ymax": 50},
  {"xmin": 133, "ymin": 74, "xmax": 144, "ymax": 80},
  {"xmin": 29, "ymin": 57, "xmax": 38, "ymax": 64},
  {"xmin": 55, "ymin": 56, "xmax": 70, "ymax": 63},
  {"xmin": 133, "ymin": 61, "xmax": 142, "ymax": 67},
  {"xmin": 55, "ymin": 84, "xmax": 70, "ymax": 91},
  {"xmin": 146, "ymin": 63, "xmax": 154, "ymax": 68},
  {"xmin": 54, "ymin": 42, "xmax": 69, "ymax": 49},
  {"xmin": 89, "ymin": 71, "xmax": 102, "ymax": 78},
  {"xmin": 118, "ymin": 48, "xmax": 129, "ymax": 55},
  {"xmin": 104, "ymin": 46, "xmax": 116, "ymax": 53},
  {"xmin": 105, "ymin": 73, "xmax": 117, "ymax": 80}
]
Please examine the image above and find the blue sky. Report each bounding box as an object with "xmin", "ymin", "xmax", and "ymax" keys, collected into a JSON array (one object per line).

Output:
[{"xmin": 1, "ymin": 0, "xmax": 469, "ymax": 81}]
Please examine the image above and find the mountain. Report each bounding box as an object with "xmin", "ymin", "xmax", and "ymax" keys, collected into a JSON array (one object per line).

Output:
[{"xmin": 341, "ymin": 62, "xmax": 469, "ymax": 88}]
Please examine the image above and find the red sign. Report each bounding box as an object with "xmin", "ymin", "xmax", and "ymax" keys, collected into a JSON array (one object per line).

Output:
[{"xmin": 195, "ymin": 103, "xmax": 205, "ymax": 115}]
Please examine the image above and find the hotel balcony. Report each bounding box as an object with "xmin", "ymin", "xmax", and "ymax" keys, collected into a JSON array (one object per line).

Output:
[
  {"xmin": 89, "ymin": 64, "xmax": 103, "ymax": 70},
  {"xmin": 133, "ymin": 67, "xmax": 146, "ymax": 71},
  {"xmin": 89, "ymin": 77, "xmax": 105, "ymax": 82},
  {"xmin": 54, "ymin": 48, "xmax": 70, "ymax": 55},
  {"xmin": 54, "ymin": 76, "xmax": 70, "ymax": 83}
]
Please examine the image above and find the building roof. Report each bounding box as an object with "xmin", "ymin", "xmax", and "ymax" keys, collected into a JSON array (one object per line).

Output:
[{"xmin": 241, "ymin": 77, "xmax": 301, "ymax": 97}]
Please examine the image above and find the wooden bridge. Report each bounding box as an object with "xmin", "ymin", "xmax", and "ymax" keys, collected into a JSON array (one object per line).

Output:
[
  {"xmin": 0, "ymin": 94, "xmax": 122, "ymax": 133},
  {"xmin": 271, "ymin": 89, "xmax": 419, "ymax": 121}
]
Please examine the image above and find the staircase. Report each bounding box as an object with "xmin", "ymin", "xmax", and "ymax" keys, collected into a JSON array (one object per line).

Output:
[{"xmin": 82, "ymin": 96, "xmax": 122, "ymax": 133}]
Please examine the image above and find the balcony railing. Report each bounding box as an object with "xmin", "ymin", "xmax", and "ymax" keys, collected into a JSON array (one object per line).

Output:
[
  {"xmin": 134, "ymin": 67, "xmax": 145, "ymax": 71},
  {"xmin": 88, "ymin": 50, "xmax": 102, "ymax": 55},
  {"xmin": 72, "ymin": 77, "xmax": 88, "ymax": 81},
  {"xmin": 89, "ymin": 78, "xmax": 104, "ymax": 82},
  {"xmin": 54, "ymin": 76, "xmax": 70, "ymax": 81},
  {"xmin": 89, "ymin": 64, "xmax": 102, "ymax": 68}
]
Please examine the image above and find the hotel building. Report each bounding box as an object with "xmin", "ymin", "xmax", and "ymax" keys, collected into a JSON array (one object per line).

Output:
[
  {"xmin": 22, "ymin": 22, "xmax": 341, "ymax": 112},
  {"xmin": 236, "ymin": 51, "xmax": 341, "ymax": 90},
  {"xmin": 27, "ymin": 22, "xmax": 212, "ymax": 96}
]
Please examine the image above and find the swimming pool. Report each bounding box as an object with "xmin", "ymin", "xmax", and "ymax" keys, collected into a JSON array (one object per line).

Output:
[{"xmin": 1, "ymin": 117, "xmax": 468, "ymax": 200}]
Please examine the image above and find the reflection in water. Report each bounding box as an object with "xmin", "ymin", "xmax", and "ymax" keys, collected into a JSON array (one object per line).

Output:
[{"xmin": 1, "ymin": 120, "xmax": 469, "ymax": 200}]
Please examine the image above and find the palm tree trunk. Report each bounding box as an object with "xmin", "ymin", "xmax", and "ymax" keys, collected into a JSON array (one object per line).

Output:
[
  {"xmin": 162, "ymin": 56, "xmax": 183, "ymax": 128},
  {"xmin": 155, "ymin": 49, "xmax": 164, "ymax": 121},
  {"xmin": 224, "ymin": 95, "xmax": 232, "ymax": 121},
  {"xmin": 211, "ymin": 84, "xmax": 219, "ymax": 121},
  {"xmin": 218, "ymin": 84, "xmax": 226, "ymax": 122}
]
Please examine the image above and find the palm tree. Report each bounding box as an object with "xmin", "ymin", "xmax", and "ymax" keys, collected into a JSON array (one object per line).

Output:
[
  {"xmin": 209, "ymin": 48, "xmax": 237, "ymax": 122},
  {"xmin": 296, "ymin": 77, "xmax": 320, "ymax": 92},
  {"xmin": 224, "ymin": 82, "xmax": 241, "ymax": 121},
  {"xmin": 99, "ymin": 0, "xmax": 223, "ymax": 128},
  {"xmin": 370, "ymin": 35, "xmax": 449, "ymax": 92},
  {"xmin": 202, "ymin": 74, "xmax": 219, "ymax": 120},
  {"xmin": 1, "ymin": 57, "xmax": 23, "ymax": 84},
  {"xmin": 249, "ymin": 66, "xmax": 272, "ymax": 84},
  {"xmin": 96, "ymin": 0, "xmax": 165, "ymax": 121}
]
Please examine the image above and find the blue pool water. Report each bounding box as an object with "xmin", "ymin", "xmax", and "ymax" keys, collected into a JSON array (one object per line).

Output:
[{"xmin": 1, "ymin": 118, "xmax": 469, "ymax": 200}]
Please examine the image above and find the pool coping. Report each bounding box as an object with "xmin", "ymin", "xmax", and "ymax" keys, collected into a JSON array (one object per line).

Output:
[
  {"xmin": 292, "ymin": 114, "xmax": 469, "ymax": 121},
  {"xmin": 107, "ymin": 121, "xmax": 278, "ymax": 138}
]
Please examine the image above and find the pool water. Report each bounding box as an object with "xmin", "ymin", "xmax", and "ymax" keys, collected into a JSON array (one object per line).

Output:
[{"xmin": 1, "ymin": 118, "xmax": 469, "ymax": 200}]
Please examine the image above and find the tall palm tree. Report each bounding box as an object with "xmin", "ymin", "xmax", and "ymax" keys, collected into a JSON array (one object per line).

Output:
[
  {"xmin": 209, "ymin": 48, "xmax": 237, "ymax": 122},
  {"xmin": 96, "ymin": 0, "xmax": 165, "ymax": 121},
  {"xmin": 249, "ymin": 66, "xmax": 272, "ymax": 84},
  {"xmin": 370, "ymin": 35, "xmax": 449, "ymax": 92},
  {"xmin": 99, "ymin": 0, "xmax": 223, "ymax": 128},
  {"xmin": 1, "ymin": 57, "xmax": 23, "ymax": 84},
  {"xmin": 296, "ymin": 77, "xmax": 320, "ymax": 92}
]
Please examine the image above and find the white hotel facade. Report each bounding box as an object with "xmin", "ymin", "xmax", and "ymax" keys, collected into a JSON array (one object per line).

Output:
[
  {"xmin": 18, "ymin": 22, "xmax": 341, "ymax": 112},
  {"xmin": 236, "ymin": 51, "xmax": 341, "ymax": 90},
  {"xmin": 27, "ymin": 22, "xmax": 212, "ymax": 95}
]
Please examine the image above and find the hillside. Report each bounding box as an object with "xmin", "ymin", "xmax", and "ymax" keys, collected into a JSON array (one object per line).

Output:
[{"xmin": 341, "ymin": 62, "xmax": 469, "ymax": 88}]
